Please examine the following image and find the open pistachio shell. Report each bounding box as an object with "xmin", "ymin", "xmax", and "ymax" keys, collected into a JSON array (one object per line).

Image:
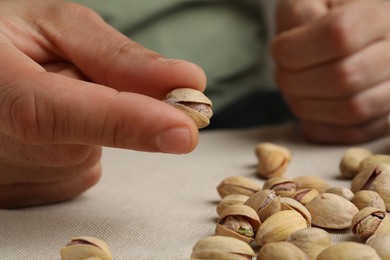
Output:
[
  {"xmin": 215, "ymin": 204, "xmax": 261, "ymax": 244},
  {"xmin": 316, "ymin": 242, "xmax": 381, "ymax": 260},
  {"xmin": 366, "ymin": 234, "xmax": 390, "ymax": 260},
  {"xmin": 351, "ymin": 207, "xmax": 390, "ymax": 239},
  {"xmin": 280, "ymin": 197, "xmax": 312, "ymax": 226},
  {"xmin": 255, "ymin": 142, "xmax": 291, "ymax": 179},
  {"xmin": 263, "ymin": 176, "xmax": 296, "ymax": 197},
  {"xmin": 351, "ymin": 162, "xmax": 390, "ymax": 211},
  {"xmin": 359, "ymin": 154, "xmax": 390, "ymax": 170},
  {"xmin": 257, "ymin": 241, "xmax": 309, "ymax": 260},
  {"xmin": 287, "ymin": 227, "xmax": 331, "ymax": 260},
  {"xmin": 216, "ymin": 176, "xmax": 261, "ymax": 198},
  {"xmin": 255, "ymin": 210, "xmax": 308, "ymax": 246},
  {"xmin": 216, "ymin": 194, "xmax": 250, "ymax": 216},
  {"xmin": 305, "ymin": 193, "xmax": 358, "ymax": 229},
  {"xmin": 164, "ymin": 88, "xmax": 212, "ymax": 129},
  {"xmin": 244, "ymin": 189, "xmax": 281, "ymax": 222},
  {"xmin": 60, "ymin": 236, "xmax": 112, "ymax": 260},
  {"xmin": 292, "ymin": 188, "xmax": 319, "ymax": 205},
  {"xmin": 351, "ymin": 190, "xmax": 386, "ymax": 211},
  {"xmin": 190, "ymin": 236, "xmax": 255, "ymax": 259}
]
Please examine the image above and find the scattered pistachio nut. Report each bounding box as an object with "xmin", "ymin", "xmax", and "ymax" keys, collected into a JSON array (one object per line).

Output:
[
  {"xmin": 292, "ymin": 188, "xmax": 319, "ymax": 205},
  {"xmin": 216, "ymin": 194, "xmax": 250, "ymax": 216},
  {"xmin": 365, "ymin": 233, "xmax": 390, "ymax": 260},
  {"xmin": 216, "ymin": 176, "xmax": 261, "ymax": 198},
  {"xmin": 280, "ymin": 197, "xmax": 312, "ymax": 226},
  {"xmin": 60, "ymin": 236, "xmax": 112, "ymax": 260},
  {"xmin": 316, "ymin": 242, "xmax": 381, "ymax": 260},
  {"xmin": 325, "ymin": 187, "xmax": 354, "ymax": 201},
  {"xmin": 351, "ymin": 207, "xmax": 390, "ymax": 240},
  {"xmin": 255, "ymin": 142, "xmax": 291, "ymax": 179},
  {"xmin": 305, "ymin": 193, "xmax": 359, "ymax": 229},
  {"xmin": 292, "ymin": 176, "xmax": 330, "ymax": 194},
  {"xmin": 287, "ymin": 227, "xmax": 331, "ymax": 260},
  {"xmin": 244, "ymin": 189, "xmax": 281, "ymax": 222},
  {"xmin": 339, "ymin": 147, "xmax": 373, "ymax": 179},
  {"xmin": 164, "ymin": 88, "xmax": 212, "ymax": 129},
  {"xmin": 255, "ymin": 210, "xmax": 308, "ymax": 246},
  {"xmin": 351, "ymin": 190, "xmax": 386, "ymax": 211},
  {"xmin": 215, "ymin": 204, "xmax": 261, "ymax": 244},
  {"xmin": 256, "ymin": 241, "xmax": 309, "ymax": 260},
  {"xmin": 351, "ymin": 162, "xmax": 390, "ymax": 211},
  {"xmin": 263, "ymin": 176, "xmax": 296, "ymax": 197},
  {"xmin": 190, "ymin": 235, "xmax": 255, "ymax": 260}
]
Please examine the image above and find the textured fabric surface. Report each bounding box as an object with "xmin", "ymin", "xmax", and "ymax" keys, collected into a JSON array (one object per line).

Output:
[{"xmin": 1, "ymin": 123, "xmax": 389, "ymax": 259}]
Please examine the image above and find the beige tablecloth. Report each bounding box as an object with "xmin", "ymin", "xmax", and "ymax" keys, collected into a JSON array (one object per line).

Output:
[{"xmin": 1, "ymin": 123, "xmax": 389, "ymax": 260}]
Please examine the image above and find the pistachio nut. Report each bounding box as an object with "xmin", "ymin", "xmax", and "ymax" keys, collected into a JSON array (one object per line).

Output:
[
  {"xmin": 216, "ymin": 176, "xmax": 261, "ymax": 198},
  {"xmin": 164, "ymin": 88, "xmax": 212, "ymax": 129},
  {"xmin": 255, "ymin": 210, "xmax": 308, "ymax": 246},
  {"xmin": 339, "ymin": 147, "xmax": 372, "ymax": 179},
  {"xmin": 60, "ymin": 236, "xmax": 112, "ymax": 260},
  {"xmin": 351, "ymin": 207, "xmax": 390, "ymax": 239},
  {"xmin": 351, "ymin": 190, "xmax": 386, "ymax": 211},
  {"xmin": 280, "ymin": 197, "xmax": 312, "ymax": 226},
  {"xmin": 325, "ymin": 187, "xmax": 354, "ymax": 201},
  {"xmin": 292, "ymin": 188, "xmax": 319, "ymax": 205},
  {"xmin": 287, "ymin": 227, "xmax": 331, "ymax": 260},
  {"xmin": 215, "ymin": 204, "xmax": 261, "ymax": 244},
  {"xmin": 359, "ymin": 154, "xmax": 390, "ymax": 170},
  {"xmin": 255, "ymin": 142, "xmax": 291, "ymax": 179},
  {"xmin": 351, "ymin": 162, "xmax": 390, "ymax": 211},
  {"xmin": 292, "ymin": 176, "xmax": 330, "ymax": 194},
  {"xmin": 305, "ymin": 193, "xmax": 359, "ymax": 229},
  {"xmin": 366, "ymin": 233, "xmax": 390, "ymax": 260},
  {"xmin": 317, "ymin": 242, "xmax": 381, "ymax": 260},
  {"xmin": 256, "ymin": 241, "xmax": 309, "ymax": 260},
  {"xmin": 263, "ymin": 176, "xmax": 296, "ymax": 197},
  {"xmin": 190, "ymin": 235, "xmax": 255, "ymax": 260},
  {"xmin": 216, "ymin": 194, "xmax": 250, "ymax": 216},
  {"xmin": 244, "ymin": 189, "xmax": 281, "ymax": 222}
]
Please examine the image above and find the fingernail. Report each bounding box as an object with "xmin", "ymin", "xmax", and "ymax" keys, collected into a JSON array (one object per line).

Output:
[
  {"xmin": 157, "ymin": 58, "xmax": 185, "ymax": 65},
  {"xmin": 155, "ymin": 127, "xmax": 192, "ymax": 154}
]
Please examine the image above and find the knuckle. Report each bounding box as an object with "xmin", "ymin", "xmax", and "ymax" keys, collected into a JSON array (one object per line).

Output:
[
  {"xmin": 340, "ymin": 97, "xmax": 370, "ymax": 124},
  {"xmin": 325, "ymin": 12, "xmax": 354, "ymax": 55},
  {"xmin": 331, "ymin": 61, "xmax": 361, "ymax": 96}
]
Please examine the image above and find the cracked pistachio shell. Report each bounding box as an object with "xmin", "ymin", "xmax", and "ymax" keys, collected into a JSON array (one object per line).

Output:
[
  {"xmin": 255, "ymin": 210, "xmax": 308, "ymax": 246},
  {"xmin": 351, "ymin": 207, "xmax": 390, "ymax": 239},
  {"xmin": 325, "ymin": 187, "xmax": 354, "ymax": 201},
  {"xmin": 292, "ymin": 176, "xmax": 330, "ymax": 194},
  {"xmin": 316, "ymin": 242, "xmax": 381, "ymax": 260},
  {"xmin": 60, "ymin": 236, "xmax": 112, "ymax": 260},
  {"xmin": 280, "ymin": 197, "xmax": 311, "ymax": 226},
  {"xmin": 287, "ymin": 227, "xmax": 331, "ymax": 260},
  {"xmin": 359, "ymin": 154, "xmax": 390, "ymax": 170},
  {"xmin": 366, "ymin": 233, "xmax": 390, "ymax": 260},
  {"xmin": 216, "ymin": 176, "xmax": 261, "ymax": 198},
  {"xmin": 292, "ymin": 188, "xmax": 319, "ymax": 205},
  {"xmin": 339, "ymin": 147, "xmax": 372, "ymax": 179},
  {"xmin": 351, "ymin": 190, "xmax": 386, "ymax": 211},
  {"xmin": 216, "ymin": 194, "xmax": 249, "ymax": 216},
  {"xmin": 305, "ymin": 193, "xmax": 358, "ymax": 229},
  {"xmin": 215, "ymin": 204, "xmax": 261, "ymax": 244},
  {"xmin": 263, "ymin": 176, "xmax": 296, "ymax": 197},
  {"xmin": 190, "ymin": 235, "xmax": 255, "ymax": 260},
  {"xmin": 257, "ymin": 241, "xmax": 309, "ymax": 260},
  {"xmin": 351, "ymin": 162, "xmax": 390, "ymax": 211},
  {"xmin": 164, "ymin": 88, "xmax": 212, "ymax": 129},
  {"xmin": 255, "ymin": 142, "xmax": 291, "ymax": 179},
  {"xmin": 244, "ymin": 189, "xmax": 281, "ymax": 222}
]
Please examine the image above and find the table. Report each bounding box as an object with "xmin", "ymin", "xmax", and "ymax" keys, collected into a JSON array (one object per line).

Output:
[{"xmin": 1, "ymin": 123, "xmax": 389, "ymax": 259}]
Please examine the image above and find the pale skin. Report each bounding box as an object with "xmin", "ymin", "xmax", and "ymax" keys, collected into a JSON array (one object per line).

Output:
[
  {"xmin": 273, "ymin": 0, "xmax": 390, "ymax": 144},
  {"xmin": 0, "ymin": 0, "xmax": 206, "ymax": 208}
]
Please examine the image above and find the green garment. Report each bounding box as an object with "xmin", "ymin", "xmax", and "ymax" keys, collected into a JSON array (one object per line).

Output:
[{"xmin": 70, "ymin": 0, "xmax": 276, "ymax": 114}]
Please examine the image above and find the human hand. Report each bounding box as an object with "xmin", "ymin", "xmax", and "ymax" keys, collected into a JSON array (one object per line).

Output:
[
  {"xmin": 272, "ymin": 0, "xmax": 390, "ymax": 144},
  {"xmin": 0, "ymin": 0, "xmax": 206, "ymax": 208}
]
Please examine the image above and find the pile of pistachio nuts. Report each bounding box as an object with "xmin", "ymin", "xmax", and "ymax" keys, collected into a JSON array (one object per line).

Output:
[{"xmin": 190, "ymin": 143, "xmax": 390, "ymax": 259}]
